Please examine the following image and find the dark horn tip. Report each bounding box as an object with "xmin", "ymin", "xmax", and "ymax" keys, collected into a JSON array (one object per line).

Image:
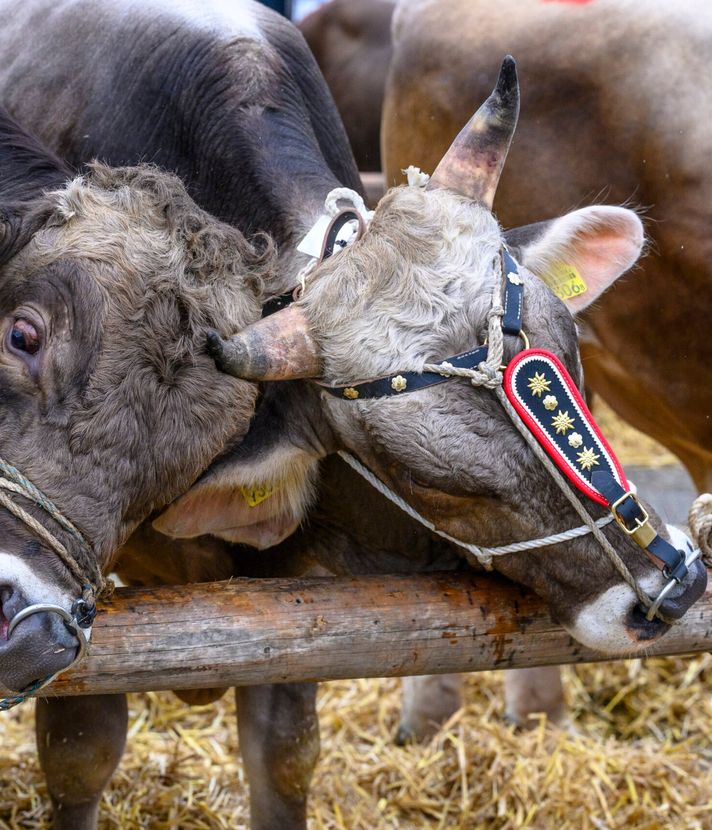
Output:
[
  {"xmin": 206, "ymin": 330, "xmax": 231, "ymax": 373},
  {"xmin": 496, "ymin": 55, "xmax": 519, "ymax": 99},
  {"xmin": 206, "ymin": 329, "xmax": 224, "ymax": 357}
]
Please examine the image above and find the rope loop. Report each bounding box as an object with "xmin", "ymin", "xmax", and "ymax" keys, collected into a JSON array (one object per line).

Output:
[
  {"xmin": 324, "ymin": 187, "xmax": 369, "ymax": 220},
  {"xmin": 689, "ymin": 493, "xmax": 712, "ymax": 567}
]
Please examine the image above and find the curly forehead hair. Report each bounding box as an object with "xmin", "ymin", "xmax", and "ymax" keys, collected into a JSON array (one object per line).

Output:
[
  {"xmin": 299, "ymin": 185, "xmax": 502, "ymax": 382},
  {"xmin": 4, "ymin": 162, "xmax": 277, "ymax": 553},
  {"xmin": 40, "ymin": 163, "xmax": 276, "ymax": 335}
]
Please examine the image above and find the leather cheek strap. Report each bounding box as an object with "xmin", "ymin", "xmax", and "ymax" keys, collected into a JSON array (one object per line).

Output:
[{"xmin": 592, "ymin": 470, "xmax": 688, "ymax": 581}]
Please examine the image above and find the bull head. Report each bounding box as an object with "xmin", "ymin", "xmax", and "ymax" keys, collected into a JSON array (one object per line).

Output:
[{"xmin": 207, "ymin": 58, "xmax": 520, "ymax": 382}]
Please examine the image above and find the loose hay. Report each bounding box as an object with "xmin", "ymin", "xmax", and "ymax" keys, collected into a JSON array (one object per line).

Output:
[
  {"xmin": 1, "ymin": 659, "xmax": 711, "ymax": 829},
  {"xmin": 0, "ymin": 411, "xmax": 703, "ymax": 829}
]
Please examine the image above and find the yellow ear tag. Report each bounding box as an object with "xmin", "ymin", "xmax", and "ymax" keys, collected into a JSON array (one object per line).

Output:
[
  {"xmin": 542, "ymin": 263, "xmax": 588, "ymax": 302},
  {"xmin": 239, "ymin": 483, "xmax": 276, "ymax": 508}
]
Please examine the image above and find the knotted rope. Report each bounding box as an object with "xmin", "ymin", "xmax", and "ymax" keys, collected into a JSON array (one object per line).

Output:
[
  {"xmin": 689, "ymin": 493, "xmax": 712, "ymax": 567},
  {"xmin": 0, "ymin": 459, "xmax": 108, "ymax": 711},
  {"xmin": 424, "ymin": 305, "xmax": 505, "ymax": 389},
  {"xmin": 0, "ymin": 459, "xmax": 109, "ymax": 607}
]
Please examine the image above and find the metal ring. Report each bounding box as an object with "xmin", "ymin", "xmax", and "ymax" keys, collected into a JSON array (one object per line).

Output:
[
  {"xmin": 7, "ymin": 603, "xmax": 88, "ymax": 663},
  {"xmin": 645, "ymin": 578, "xmax": 678, "ymax": 622},
  {"xmin": 645, "ymin": 546, "xmax": 702, "ymax": 622}
]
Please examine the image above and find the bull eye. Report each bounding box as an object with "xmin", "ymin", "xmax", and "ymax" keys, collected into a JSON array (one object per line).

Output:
[{"xmin": 9, "ymin": 318, "xmax": 41, "ymax": 356}]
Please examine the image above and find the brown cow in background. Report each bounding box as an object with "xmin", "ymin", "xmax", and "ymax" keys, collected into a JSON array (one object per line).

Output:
[
  {"xmin": 299, "ymin": 0, "xmax": 394, "ymax": 172},
  {"xmin": 382, "ymin": 0, "xmax": 712, "ymax": 491}
]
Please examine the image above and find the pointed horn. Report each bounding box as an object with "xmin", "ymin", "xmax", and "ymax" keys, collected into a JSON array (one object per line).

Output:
[
  {"xmin": 206, "ymin": 305, "xmax": 322, "ymax": 381},
  {"xmin": 427, "ymin": 56, "xmax": 519, "ymax": 208}
]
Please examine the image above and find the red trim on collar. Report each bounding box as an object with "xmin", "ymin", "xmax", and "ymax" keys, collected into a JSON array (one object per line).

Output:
[{"xmin": 503, "ymin": 349, "xmax": 628, "ymax": 506}]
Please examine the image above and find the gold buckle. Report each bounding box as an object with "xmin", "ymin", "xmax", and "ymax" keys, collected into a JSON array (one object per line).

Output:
[{"xmin": 610, "ymin": 490, "xmax": 656, "ymax": 547}]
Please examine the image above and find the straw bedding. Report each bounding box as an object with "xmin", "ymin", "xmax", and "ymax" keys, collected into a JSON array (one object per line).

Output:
[{"xmin": 0, "ymin": 411, "xmax": 708, "ymax": 830}]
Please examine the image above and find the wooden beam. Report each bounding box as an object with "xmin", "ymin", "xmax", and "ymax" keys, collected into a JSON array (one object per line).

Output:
[{"xmin": 5, "ymin": 572, "xmax": 711, "ymax": 698}]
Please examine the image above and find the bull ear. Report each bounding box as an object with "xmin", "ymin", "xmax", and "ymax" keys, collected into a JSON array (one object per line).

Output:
[
  {"xmin": 153, "ymin": 383, "xmax": 329, "ymax": 550},
  {"xmin": 0, "ymin": 108, "xmax": 72, "ymax": 263},
  {"xmin": 504, "ymin": 206, "xmax": 644, "ymax": 313}
]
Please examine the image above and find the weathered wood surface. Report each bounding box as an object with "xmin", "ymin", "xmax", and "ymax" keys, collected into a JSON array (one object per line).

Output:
[{"xmin": 5, "ymin": 572, "xmax": 711, "ymax": 697}]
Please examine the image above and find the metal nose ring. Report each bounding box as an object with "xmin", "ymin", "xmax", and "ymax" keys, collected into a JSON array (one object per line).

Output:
[
  {"xmin": 7, "ymin": 603, "xmax": 89, "ymax": 662},
  {"xmin": 645, "ymin": 546, "xmax": 702, "ymax": 622}
]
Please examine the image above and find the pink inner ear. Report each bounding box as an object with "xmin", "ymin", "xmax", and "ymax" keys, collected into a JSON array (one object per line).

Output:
[
  {"xmin": 535, "ymin": 207, "xmax": 644, "ymax": 313},
  {"xmin": 153, "ymin": 486, "xmax": 299, "ymax": 550},
  {"xmin": 567, "ymin": 228, "xmax": 640, "ymax": 310},
  {"xmin": 216, "ymin": 513, "xmax": 301, "ymax": 550}
]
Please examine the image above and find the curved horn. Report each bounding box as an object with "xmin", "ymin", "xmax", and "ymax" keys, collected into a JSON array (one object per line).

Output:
[
  {"xmin": 427, "ymin": 56, "xmax": 520, "ymax": 208},
  {"xmin": 206, "ymin": 305, "xmax": 322, "ymax": 381}
]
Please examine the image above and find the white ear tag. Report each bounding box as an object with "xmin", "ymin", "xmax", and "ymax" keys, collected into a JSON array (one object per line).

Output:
[{"xmin": 297, "ymin": 215, "xmax": 333, "ymax": 259}]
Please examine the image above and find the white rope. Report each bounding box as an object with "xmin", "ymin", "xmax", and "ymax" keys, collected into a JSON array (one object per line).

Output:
[
  {"xmin": 689, "ymin": 493, "xmax": 712, "ymax": 567},
  {"xmin": 324, "ymin": 187, "xmax": 370, "ymax": 220},
  {"xmin": 338, "ymin": 450, "xmax": 613, "ymax": 570}
]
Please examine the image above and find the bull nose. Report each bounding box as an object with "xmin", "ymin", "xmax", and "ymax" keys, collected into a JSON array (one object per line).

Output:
[
  {"xmin": 655, "ymin": 558, "xmax": 708, "ymax": 621},
  {"xmin": 0, "ymin": 588, "xmax": 78, "ymax": 691},
  {"xmin": 626, "ymin": 604, "xmax": 670, "ymax": 642}
]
